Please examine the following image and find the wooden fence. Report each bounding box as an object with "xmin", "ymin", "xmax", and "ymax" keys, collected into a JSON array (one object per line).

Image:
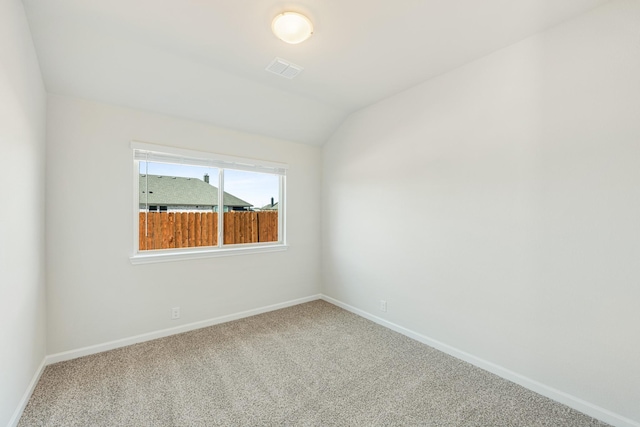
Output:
[{"xmin": 139, "ymin": 211, "xmax": 278, "ymax": 250}]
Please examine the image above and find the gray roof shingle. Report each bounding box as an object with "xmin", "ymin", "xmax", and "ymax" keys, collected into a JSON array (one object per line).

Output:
[{"xmin": 139, "ymin": 175, "xmax": 251, "ymax": 208}]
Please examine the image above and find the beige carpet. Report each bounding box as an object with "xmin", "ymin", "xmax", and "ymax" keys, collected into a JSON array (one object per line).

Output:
[{"xmin": 19, "ymin": 300, "xmax": 609, "ymax": 426}]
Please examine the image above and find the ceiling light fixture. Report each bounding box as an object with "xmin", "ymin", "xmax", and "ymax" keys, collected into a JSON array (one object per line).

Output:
[{"xmin": 272, "ymin": 12, "xmax": 313, "ymax": 44}]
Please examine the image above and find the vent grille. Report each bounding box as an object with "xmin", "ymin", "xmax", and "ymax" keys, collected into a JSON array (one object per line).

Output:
[{"xmin": 266, "ymin": 57, "xmax": 303, "ymax": 79}]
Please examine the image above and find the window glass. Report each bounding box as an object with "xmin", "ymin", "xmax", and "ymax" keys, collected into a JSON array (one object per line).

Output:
[
  {"xmin": 138, "ymin": 161, "xmax": 219, "ymax": 250},
  {"xmin": 222, "ymin": 169, "xmax": 280, "ymax": 245}
]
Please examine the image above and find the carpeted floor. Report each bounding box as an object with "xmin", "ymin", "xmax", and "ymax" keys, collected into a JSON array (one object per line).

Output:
[{"xmin": 19, "ymin": 300, "xmax": 610, "ymax": 426}]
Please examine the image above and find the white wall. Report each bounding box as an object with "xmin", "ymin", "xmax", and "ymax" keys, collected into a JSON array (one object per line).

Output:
[
  {"xmin": 0, "ymin": 1, "xmax": 47, "ymax": 425},
  {"xmin": 46, "ymin": 95, "xmax": 321, "ymax": 354},
  {"xmin": 322, "ymin": 0, "xmax": 640, "ymax": 424}
]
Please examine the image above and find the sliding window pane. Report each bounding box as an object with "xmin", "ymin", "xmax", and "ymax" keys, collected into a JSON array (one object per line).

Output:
[
  {"xmin": 222, "ymin": 169, "xmax": 280, "ymax": 245},
  {"xmin": 138, "ymin": 161, "xmax": 219, "ymax": 250}
]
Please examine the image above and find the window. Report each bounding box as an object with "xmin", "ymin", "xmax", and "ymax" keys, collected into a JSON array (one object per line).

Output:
[{"xmin": 131, "ymin": 141, "xmax": 287, "ymax": 264}]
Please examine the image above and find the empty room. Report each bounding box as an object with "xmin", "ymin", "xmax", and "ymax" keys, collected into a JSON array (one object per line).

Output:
[{"xmin": 1, "ymin": 0, "xmax": 639, "ymax": 426}]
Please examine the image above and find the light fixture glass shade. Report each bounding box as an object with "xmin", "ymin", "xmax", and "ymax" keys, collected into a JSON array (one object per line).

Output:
[{"xmin": 272, "ymin": 12, "xmax": 313, "ymax": 44}]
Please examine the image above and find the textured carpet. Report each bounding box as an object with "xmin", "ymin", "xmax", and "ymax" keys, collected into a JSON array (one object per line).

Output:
[{"xmin": 19, "ymin": 300, "xmax": 610, "ymax": 426}]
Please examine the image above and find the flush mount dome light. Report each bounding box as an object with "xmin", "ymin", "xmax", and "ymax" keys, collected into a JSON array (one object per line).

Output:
[{"xmin": 272, "ymin": 12, "xmax": 313, "ymax": 44}]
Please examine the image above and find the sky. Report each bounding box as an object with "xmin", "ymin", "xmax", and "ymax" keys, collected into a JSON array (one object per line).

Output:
[{"xmin": 139, "ymin": 161, "xmax": 279, "ymax": 208}]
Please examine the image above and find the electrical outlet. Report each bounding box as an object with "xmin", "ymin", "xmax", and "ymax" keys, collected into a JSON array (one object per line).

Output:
[
  {"xmin": 380, "ymin": 300, "xmax": 387, "ymax": 312},
  {"xmin": 171, "ymin": 307, "xmax": 180, "ymax": 320}
]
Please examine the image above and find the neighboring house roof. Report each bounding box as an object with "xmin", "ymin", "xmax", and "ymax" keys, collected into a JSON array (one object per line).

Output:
[
  {"xmin": 261, "ymin": 202, "xmax": 279, "ymax": 211},
  {"xmin": 139, "ymin": 175, "xmax": 251, "ymax": 208}
]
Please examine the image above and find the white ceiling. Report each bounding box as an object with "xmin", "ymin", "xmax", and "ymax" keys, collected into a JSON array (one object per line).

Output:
[{"xmin": 23, "ymin": 0, "xmax": 609, "ymax": 145}]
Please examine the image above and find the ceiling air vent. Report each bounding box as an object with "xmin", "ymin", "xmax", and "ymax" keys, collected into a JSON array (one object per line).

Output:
[{"xmin": 266, "ymin": 57, "xmax": 303, "ymax": 79}]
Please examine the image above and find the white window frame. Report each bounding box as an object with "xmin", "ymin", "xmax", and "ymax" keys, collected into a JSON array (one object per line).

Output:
[{"xmin": 130, "ymin": 141, "xmax": 287, "ymax": 264}]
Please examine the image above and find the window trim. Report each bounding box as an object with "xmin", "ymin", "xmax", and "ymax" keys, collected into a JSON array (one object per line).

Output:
[{"xmin": 130, "ymin": 141, "xmax": 288, "ymax": 264}]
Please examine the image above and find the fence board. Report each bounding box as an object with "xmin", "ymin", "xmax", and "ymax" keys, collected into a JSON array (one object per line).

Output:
[
  {"xmin": 273, "ymin": 211, "xmax": 278, "ymax": 241},
  {"xmin": 154, "ymin": 214, "xmax": 162, "ymax": 249},
  {"xmin": 239, "ymin": 213, "xmax": 244, "ymax": 243},
  {"xmin": 238, "ymin": 212, "xmax": 245, "ymax": 243},
  {"xmin": 213, "ymin": 213, "xmax": 218, "ymax": 246},
  {"xmin": 181, "ymin": 213, "xmax": 189, "ymax": 247},
  {"xmin": 187, "ymin": 213, "xmax": 194, "ymax": 247},
  {"xmin": 267, "ymin": 212, "xmax": 273, "ymax": 242},
  {"xmin": 158, "ymin": 213, "xmax": 169, "ymax": 248},
  {"xmin": 174, "ymin": 213, "xmax": 183, "ymax": 248},
  {"xmin": 251, "ymin": 213, "xmax": 258, "ymax": 242},
  {"xmin": 257, "ymin": 212, "xmax": 265, "ymax": 242},
  {"xmin": 202, "ymin": 212, "xmax": 209, "ymax": 246},
  {"xmin": 139, "ymin": 213, "xmax": 146, "ymax": 251},
  {"xmin": 236, "ymin": 212, "xmax": 242, "ymax": 243},
  {"xmin": 194, "ymin": 213, "xmax": 201, "ymax": 246},
  {"xmin": 146, "ymin": 212, "xmax": 154, "ymax": 250},
  {"xmin": 168, "ymin": 214, "xmax": 176, "ymax": 248},
  {"xmin": 226, "ymin": 212, "xmax": 235, "ymax": 244}
]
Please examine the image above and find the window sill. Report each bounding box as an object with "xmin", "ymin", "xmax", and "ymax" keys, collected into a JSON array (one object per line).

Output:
[{"xmin": 130, "ymin": 244, "xmax": 288, "ymax": 265}]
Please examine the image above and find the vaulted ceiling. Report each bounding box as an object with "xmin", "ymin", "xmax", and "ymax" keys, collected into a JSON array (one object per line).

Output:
[{"xmin": 23, "ymin": 0, "xmax": 609, "ymax": 145}]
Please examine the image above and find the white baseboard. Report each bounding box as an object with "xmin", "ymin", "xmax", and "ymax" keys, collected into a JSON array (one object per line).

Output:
[
  {"xmin": 46, "ymin": 294, "xmax": 321, "ymax": 365},
  {"xmin": 320, "ymin": 294, "xmax": 639, "ymax": 427},
  {"xmin": 8, "ymin": 357, "xmax": 47, "ymax": 427}
]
